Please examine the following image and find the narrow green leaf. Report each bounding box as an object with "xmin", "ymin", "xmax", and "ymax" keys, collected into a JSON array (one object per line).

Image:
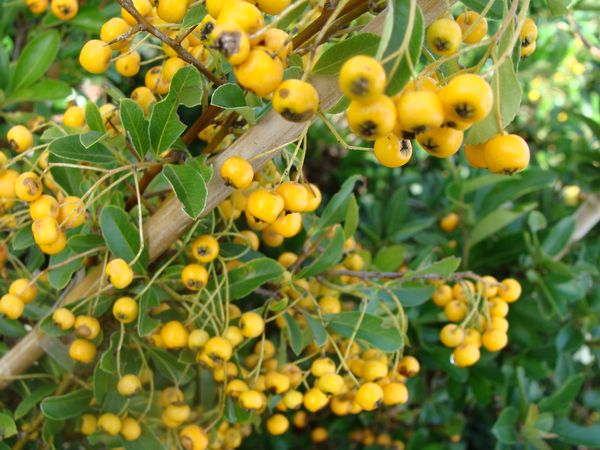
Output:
[
  {"xmin": 283, "ymin": 313, "xmax": 304, "ymax": 355},
  {"xmin": 47, "ymin": 247, "xmax": 84, "ymax": 289},
  {"xmin": 48, "ymin": 153, "xmax": 84, "ymax": 196},
  {"xmin": 85, "ymin": 101, "xmax": 106, "ymax": 133},
  {"xmin": 11, "ymin": 30, "xmax": 60, "ymax": 92},
  {"xmin": 469, "ymin": 203, "xmax": 536, "ymax": 248},
  {"xmin": 326, "ymin": 311, "xmax": 403, "ymax": 352},
  {"xmin": 162, "ymin": 164, "xmax": 208, "ymax": 219},
  {"xmin": 539, "ymin": 373, "xmax": 584, "ymax": 415},
  {"xmin": 542, "ymin": 216, "xmax": 575, "ymax": 257},
  {"xmin": 14, "ymin": 385, "xmax": 55, "ymax": 420},
  {"xmin": 99, "ymin": 205, "xmax": 148, "ymax": 271},
  {"xmin": 40, "ymin": 389, "xmax": 93, "ymax": 420},
  {"xmin": 298, "ymin": 226, "xmax": 345, "ymax": 278},
  {"xmin": 343, "ymin": 194, "xmax": 359, "ymax": 238},
  {"xmin": 374, "ymin": 245, "xmax": 405, "ymax": 271},
  {"xmin": 383, "ymin": 1, "xmax": 425, "ymax": 95},
  {"xmin": 149, "ymin": 66, "xmax": 203, "ymax": 155},
  {"xmin": 49, "ymin": 135, "xmax": 115, "ymax": 165},
  {"xmin": 8, "ymin": 79, "xmax": 70, "ymax": 103},
  {"xmin": 553, "ymin": 418, "xmax": 600, "ymax": 447},
  {"xmin": 409, "ymin": 256, "xmax": 461, "ymax": 278},
  {"xmin": 138, "ymin": 288, "xmax": 161, "ymax": 336},
  {"xmin": 492, "ymin": 406, "xmax": 519, "ymax": 444},
  {"xmin": 313, "ymin": 33, "xmax": 380, "ymax": 75},
  {"xmin": 0, "ymin": 413, "xmax": 17, "ymax": 438},
  {"xmin": 228, "ymin": 258, "xmax": 284, "ymax": 300},
  {"xmin": 120, "ymin": 99, "xmax": 150, "ymax": 159},
  {"xmin": 303, "ymin": 313, "xmax": 328, "ymax": 347},
  {"xmin": 315, "ymin": 175, "xmax": 360, "ymax": 231}
]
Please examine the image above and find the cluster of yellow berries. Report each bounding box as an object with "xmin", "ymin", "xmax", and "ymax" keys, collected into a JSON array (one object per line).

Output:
[
  {"xmin": 335, "ymin": 12, "xmax": 533, "ymax": 175},
  {"xmin": 350, "ymin": 428, "xmax": 406, "ymax": 449},
  {"xmin": 79, "ymin": 0, "xmax": 321, "ymax": 124},
  {"xmin": 216, "ymin": 157, "xmax": 322, "ymax": 247},
  {"xmin": 24, "ymin": 0, "xmax": 79, "ymax": 20},
  {"xmin": 432, "ymin": 277, "xmax": 522, "ymax": 367},
  {"xmin": 338, "ymin": 54, "xmax": 530, "ymax": 174},
  {"xmin": 78, "ymin": 412, "xmax": 142, "ymax": 443},
  {"xmin": 1, "ymin": 126, "xmax": 86, "ymax": 254},
  {"xmin": 0, "ymin": 278, "xmax": 37, "ymax": 321}
]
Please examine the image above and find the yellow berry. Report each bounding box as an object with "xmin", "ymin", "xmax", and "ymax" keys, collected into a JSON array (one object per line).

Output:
[
  {"xmin": 7, "ymin": 125, "xmax": 33, "ymax": 153},
  {"xmin": 112, "ymin": 296, "xmax": 139, "ymax": 323},
  {"xmin": 69, "ymin": 338, "xmax": 97, "ymax": 363},
  {"xmin": 79, "ymin": 40, "xmax": 112, "ymax": 74}
]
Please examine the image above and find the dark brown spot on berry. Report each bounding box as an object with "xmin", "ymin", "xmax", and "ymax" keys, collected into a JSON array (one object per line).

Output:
[
  {"xmin": 350, "ymin": 77, "xmax": 370, "ymax": 96},
  {"xmin": 281, "ymin": 107, "xmax": 312, "ymax": 123},
  {"xmin": 454, "ymin": 103, "xmax": 475, "ymax": 119},
  {"xmin": 359, "ymin": 121, "xmax": 378, "ymax": 137},
  {"xmin": 433, "ymin": 37, "xmax": 451, "ymax": 52},
  {"xmin": 212, "ymin": 31, "xmax": 242, "ymax": 59},
  {"xmin": 278, "ymin": 88, "xmax": 289, "ymax": 99}
]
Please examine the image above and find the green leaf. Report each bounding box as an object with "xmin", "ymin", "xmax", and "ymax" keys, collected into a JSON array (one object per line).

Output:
[
  {"xmin": 124, "ymin": 425, "xmax": 165, "ymax": 450},
  {"xmin": 48, "ymin": 247, "xmax": 84, "ymax": 289},
  {"xmin": 542, "ymin": 216, "xmax": 575, "ymax": 258},
  {"xmin": 469, "ymin": 203, "xmax": 536, "ymax": 248},
  {"xmin": 539, "ymin": 373, "xmax": 584, "ymax": 415},
  {"xmin": 138, "ymin": 288, "xmax": 161, "ymax": 336},
  {"xmin": 12, "ymin": 227, "xmax": 34, "ymax": 250},
  {"xmin": 49, "ymin": 135, "xmax": 115, "ymax": 165},
  {"xmin": 212, "ymin": 83, "xmax": 247, "ymax": 108},
  {"xmin": 315, "ymin": 175, "xmax": 360, "ymax": 231},
  {"xmin": 149, "ymin": 66, "xmax": 203, "ymax": 155},
  {"xmin": 492, "ymin": 406, "xmax": 519, "ymax": 444},
  {"xmin": 374, "ymin": 245, "xmax": 405, "ymax": 271},
  {"xmin": 0, "ymin": 412, "xmax": 17, "ymax": 438},
  {"xmin": 93, "ymin": 364, "xmax": 117, "ymax": 406},
  {"xmin": 228, "ymin": 258, "xmax": 284, "ymax": 300},
  {"xmin": 11, "ymin": 30, "xmax": 60, "ymax": 92},
  {"xmin": 283, "ymin": 313, "xmax": 304, "ymax": 355},
  {"xmin": 298, "ymin": 226, "xmax": 345, "ymax": 278},
  {"xmin": 392, "ymin": 284, "xmax": 435, "ymax": 307},
  {"xmin": 312, "ymin": 33, "xmax": 380, "ymax": 75},
  {"xmin": 528, "ymin": 211, "xmax": 547, "ymax": 232},
  {"xmin": 211, "ymin": 83, "xmax": 255, "ymax": 125},
  {"xmin": 85, "ymin": 101, "xmax": 106, "ymax": 133},
  {"xmin": 343, "ymin": 194, "xmax": 359, "ymax": 238},
  {"xmin": 147, "ymin": 347, "xmax": 193, "ymax": 385},
  {"xmin": 8, "ymin": 79, "xmax": 71, "ymax": 103},
  {"xmin": 40, "ymin": 389, "xmax": 93, "ymax": 420},
  {"xmin": 466, "ymin": 19, "xmax": 522, "ymax": 145},
  {"xmin": 80, "ymin": 131, "xmax": 106, "ymax": 149},
  {"xmin": 120, "ymin": 99, "xmax": 150, "ymax": 159},
  {"xmin": 14, "ymin": 385, "xmax": 56, "ymax": 420},
  {"xmin": 478, "ymin": 169, "xmax": 555, "ymax": 216},
  {"xmin": 162, "ymin": 164, "xmax": 208, "ymax": 219},
  {"xmin": 68, "ymin": 233, "xmax": 105, "ymax": 253},
  {"xmin": 409, "ymin": 256, "xmax": 461, "ymax": 278},
  {"xmin": 303, "ymin": 313, "xmax": 328, "ymax": 347},
  {"xmin": 553, "ymin": 418, "xmax": 600, "ymax": 447},
  {"xmin": 183, "ymin": 2, "xmax": 206, "ymax": 27},
  {"xmin": 382, "ymin": 1, "xmax": 425, "ymax": 95},
  {"xmin": 99, "ymin": 205, "xmax": 148, "ymax": 271},
  {"xmin": 327, "ymin": 311, "xmax": 403, "ymax": 352},
  {"xmin": 548, "ymin": 0, "xmax": 570, "ymax": 15},
  {"xmin": 460, "ymin": 0, "xmax": 505, "ymax": 19},
  {"xmin": 48, "ymin": 153, "xmax": 84, "ymax": 196}
]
